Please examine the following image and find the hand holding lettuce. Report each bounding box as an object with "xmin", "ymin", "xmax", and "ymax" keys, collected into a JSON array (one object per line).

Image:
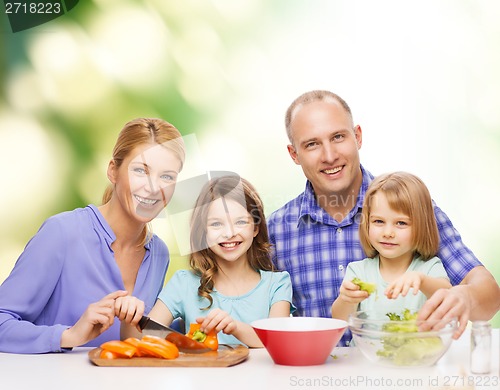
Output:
[{"xmin": 351, "ymin": 277, "xmax": 377, "ymax": 295}]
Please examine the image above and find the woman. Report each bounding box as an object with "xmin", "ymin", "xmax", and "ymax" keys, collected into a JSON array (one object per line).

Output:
[{"xmin": 0, "ymin": 118, "xmax": 185, "ymax": 353}]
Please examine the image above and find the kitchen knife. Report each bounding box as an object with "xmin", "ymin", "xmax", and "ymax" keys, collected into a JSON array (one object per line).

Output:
[{"xmin": 138, "ymin": 316, "xmax": 212, "ymax": 354}]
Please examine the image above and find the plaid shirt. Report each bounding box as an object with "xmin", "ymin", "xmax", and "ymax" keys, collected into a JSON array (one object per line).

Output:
[{"xmin": 268, "ymin": 165, "xmax": 482, "ymax": 346}]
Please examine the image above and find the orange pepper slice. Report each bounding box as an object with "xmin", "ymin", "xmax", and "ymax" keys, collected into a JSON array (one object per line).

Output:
[
  {"xmin": 136, "ymin": 339, "xmax": 179, "ymax": 359},
  {"xmin": 100, "ymin": 340, "xmax": 137, "ymax": 358},
  {"xmin": 100, "ymin": 336, "xmax": 180, "ymax": 360},
  {"xmin": 99, "ymin": 349, "xmax": 122, "ymax": 359},
  {"xmin": 123, "ymin": 337, "xmax": 146, "ymax": 357},
  {"xmin": 141, "ymin": 335, "xmax": 178, "ymax": 350},
  {"xmin": 141, "ymin": 335, "xmax": 179, "ymax": 358}
]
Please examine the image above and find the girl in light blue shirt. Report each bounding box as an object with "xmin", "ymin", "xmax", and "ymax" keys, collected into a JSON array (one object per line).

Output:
[
  {"xmin": 146, "ymin": 176, "xmax": 294, "ymax": 347},
  {"xmin": 331, "ymin": 172, "xmax": 451, "ymax": 321}
]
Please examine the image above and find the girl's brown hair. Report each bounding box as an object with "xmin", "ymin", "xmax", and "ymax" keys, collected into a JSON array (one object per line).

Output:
[
  {"xmin": 189, "ymin": 176, "xmax": 273, "ymax": 309},
  {"xmin": 359, "ymin": 171, "xmax": 439, "ymax": 260},
  {"xmin": 102, "ymin": 118, "xmax": 185, "ymax": 244}
]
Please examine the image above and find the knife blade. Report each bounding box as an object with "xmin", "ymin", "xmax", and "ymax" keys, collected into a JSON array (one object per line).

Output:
[{"xmin": 138, "ymin": 316, "xmax": 212, "ymax": 354}]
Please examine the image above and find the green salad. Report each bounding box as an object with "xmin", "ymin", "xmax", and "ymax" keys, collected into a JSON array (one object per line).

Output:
[
  {"xmin": 376, "ymin": 309, "xmax": 444, "ymax": 366},
  {"xmin": 351, "ymin": 277, "xmax": 377, "ymax": 295}
]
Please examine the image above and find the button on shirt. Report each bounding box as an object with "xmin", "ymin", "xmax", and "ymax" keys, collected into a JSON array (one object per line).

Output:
[{"xmin": 268, "ymin": 165, "xmax": 482, "ymax": 346}]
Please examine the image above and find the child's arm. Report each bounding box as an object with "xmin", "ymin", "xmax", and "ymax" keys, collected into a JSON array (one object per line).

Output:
[
  {"xmin": 147, "ymin": 299, "xmax": 175, "ymax": 326},
  {"xmin": 268, "ymin": 300, "xmax": 291, "ymax": 317},
  {"xmin": 119, "ymin": 299, "xmax": 174, "ymax": 340},
  {"xmin": 239, "ymin": 300, "xmax": 291, "ymax": 347},
  {"xmin": 225, "ymin": 320, "xmax": 263, "ymax": 348},
  {"xmin": 385, "ymin": 272, "xmax": 451, "ymax": 300},
  {"xmin": 197, "ymin": 305, "xmax": 288, "ymax": 348},
  {"xmin": 331, "ymin": 279, "xmax": 369, "ymax": 321},
  {"xmin": 120, "ymin": 322, "xmax": 143, "ymax": 340}
]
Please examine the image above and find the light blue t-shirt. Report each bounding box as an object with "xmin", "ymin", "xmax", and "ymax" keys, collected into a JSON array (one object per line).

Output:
[
  {"xmin": 343, "ymin": 255, "xmax": 449, "ymax": 318},
  {"xmin": 158, "ymin": 269, "xmax": 294, "ymax": 345}
]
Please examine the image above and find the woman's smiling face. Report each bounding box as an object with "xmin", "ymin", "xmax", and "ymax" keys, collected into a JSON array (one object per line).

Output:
[{"xmin": 110, "ymin": 142, "xmax": 182, "ymax": 223}]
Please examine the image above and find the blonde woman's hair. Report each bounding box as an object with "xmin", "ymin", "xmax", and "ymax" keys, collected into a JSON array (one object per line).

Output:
[
  {"xmin": 189, "ymin": 176, "xmax": 273, "ymax": 309},
  {"xmin": 359, "ymin": 171, "xmax": 439, "ymax": 260},
  {"xmin": 102, "ymin": 118, "xmax": 185, "ymax": 245}
]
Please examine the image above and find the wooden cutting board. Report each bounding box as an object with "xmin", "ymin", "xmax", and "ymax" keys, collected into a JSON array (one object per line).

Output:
[{"xmin": 88, "ymin": 344, "xmax": 249, "ymax": 367}]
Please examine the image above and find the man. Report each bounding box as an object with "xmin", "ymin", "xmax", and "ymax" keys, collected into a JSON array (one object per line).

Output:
[{"xmin": 267, "ymin": 90, "xmax": 499, "ymax": 345}]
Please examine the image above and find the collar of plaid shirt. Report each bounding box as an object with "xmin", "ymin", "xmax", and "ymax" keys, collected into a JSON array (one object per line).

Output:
[{"xmin": 296, "ymin": 165, "xmax": 374, "ymax": 227}]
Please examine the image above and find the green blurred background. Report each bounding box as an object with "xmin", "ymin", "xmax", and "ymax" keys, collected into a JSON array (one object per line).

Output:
[{"xmin": 1, "ymin": 1, "xmax": 499, "ymax": 326}]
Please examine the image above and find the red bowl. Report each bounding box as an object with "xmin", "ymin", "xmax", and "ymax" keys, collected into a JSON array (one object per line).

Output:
[{"xmin": 251, "ymin": 317, "xmax": 347, "ymax": 366}]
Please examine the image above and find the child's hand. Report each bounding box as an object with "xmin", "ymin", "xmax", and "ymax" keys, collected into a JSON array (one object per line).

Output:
[
  {"xmin": 338, "ymin": 279, "xmax": 370, "ymax": 304},
  {"xmin": 114, "ymin": 295, "xmax": 145, "ymax": 329},
  {"xmin": 385, "ymin": 271, "xmax": 424, "ymax": 299},
  {"xmin": 197, "ymin": 308, "xmax": 237, "ymax": 336}
]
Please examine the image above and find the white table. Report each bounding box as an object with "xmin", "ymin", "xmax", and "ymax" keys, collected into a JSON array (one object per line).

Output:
[{"xmin": 1, "ymin": 329, "xmax": 498, "ymax": 390}]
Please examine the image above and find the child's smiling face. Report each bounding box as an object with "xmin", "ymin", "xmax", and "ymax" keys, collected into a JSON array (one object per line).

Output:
[
  {"xmin": 205, "ymin": 197, "xmax": 258, "ymax": 264},
  {"xmin": 368, "ymin": 191, "xmax": 414, "ymax": 264}
]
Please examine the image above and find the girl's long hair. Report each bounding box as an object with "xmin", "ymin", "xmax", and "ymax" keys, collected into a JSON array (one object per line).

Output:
[{"xmin": 189, "ymin": 176, "xmax": 273, "ymax": 308}]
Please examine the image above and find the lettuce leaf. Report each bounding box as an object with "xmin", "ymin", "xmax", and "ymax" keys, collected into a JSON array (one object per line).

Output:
[
  {"xmin": 351, "ymin": 277, "xmax": 377, "ymax": 294},
  {"xmin": 376, "ymin": 309, "xmax": 443, "ymax": 366}
]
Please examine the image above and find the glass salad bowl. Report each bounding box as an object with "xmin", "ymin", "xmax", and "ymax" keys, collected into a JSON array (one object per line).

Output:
[{"xmin": 348, "ymin": 310, "xmax": 457, "ymax": 367}]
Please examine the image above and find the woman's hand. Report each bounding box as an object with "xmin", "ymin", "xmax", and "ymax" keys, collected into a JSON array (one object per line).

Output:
[
  {"xmin": 114, "ymin": 295, "xmax": 145, "ymax": 330},
  {"xmin": 197, "ymin": 308, "xmax": 237, "ymax": 336},
  {"xmin": 61, "ymin": 290, "xmax": 128, "ymax": 348},
  {"xmin": 385, "ymin": 271, "xmax": 423, "ymax": 299}
]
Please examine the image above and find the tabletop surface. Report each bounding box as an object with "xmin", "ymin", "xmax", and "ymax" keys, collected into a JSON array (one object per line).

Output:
[{"xmin": 1, "ymin": 329, "xmax": 498, "ymax": 390}]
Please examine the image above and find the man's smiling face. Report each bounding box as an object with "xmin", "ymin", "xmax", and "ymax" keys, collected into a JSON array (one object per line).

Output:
[{"xmin": 287, "ymin": 100, "xmax": 363, "ymax": 202}]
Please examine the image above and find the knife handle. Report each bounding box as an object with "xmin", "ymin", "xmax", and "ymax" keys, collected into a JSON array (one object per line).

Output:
[{"xmin": 138, "ymin": 316, "xmax": 150, "ymax": 330}]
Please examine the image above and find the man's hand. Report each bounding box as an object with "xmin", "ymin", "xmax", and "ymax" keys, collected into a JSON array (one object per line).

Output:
[
  {"xmin": 419, "ymin": 266, "xmax": 500, "ymax": 339},
  {"xmin": 417, "ymin": 286, "xmax": 469, "ymax": 339}
]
